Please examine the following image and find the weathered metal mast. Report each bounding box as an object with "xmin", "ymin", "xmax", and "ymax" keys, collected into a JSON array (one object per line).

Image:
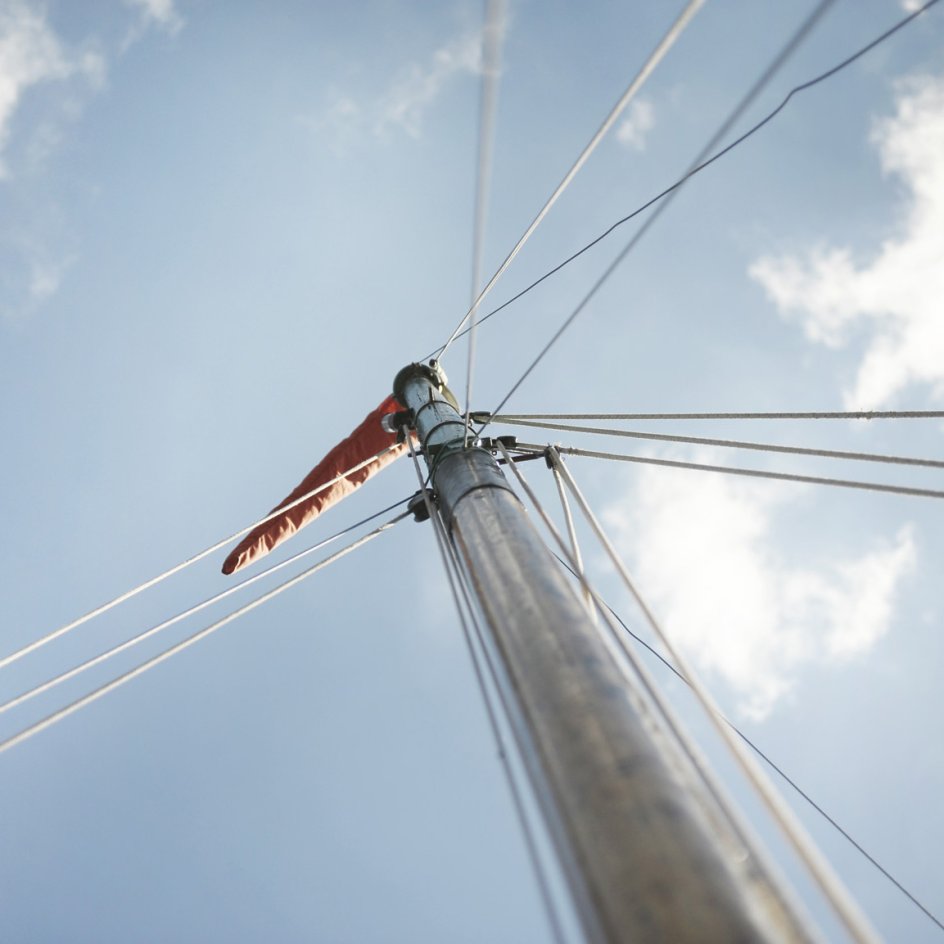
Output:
[{"xmin": 394, "ymin": 361, "xmax": 818, "ymax": 944}]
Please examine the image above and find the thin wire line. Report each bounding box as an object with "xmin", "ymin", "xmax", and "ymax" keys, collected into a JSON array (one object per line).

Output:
[
  {"xmin": 494, "ymin": 417, "xmax": 944, "ymax": 469},
  {"xmin": 0, "ymin": 499, "xmax": 410, "ymax": 718},
  {"xmin": 0, "ymin": 446, "xmax": 399, "ymax": 672},
  {"xmin": 549, "ymin": 550, "xmax": 944, "ymax": 935},
  {"xmin": 0, "ymin": 512, "xmax": 407, "ymax": 758},
  {"xmin": 464, "ymin": 0, "xmax": 507, "ymax": 448},
  {"xmin": 434, "ymin": 0, "xmax": 706, "ymax": 362},
  {"xmin": 547, "ymin": 447, "xmax": 880, "ymax": 944},
  {"xmin": 405, "ymin": 436, "xmax": 567, "ymax": 944},
  {"xmin": 479, "ymin": 0, "xmax": 839, "ymax": 432},
  {"xmin": 427, "ymin": 0, "xmax": 941, "ymax": 362},
  {"xmin": 519, "ymin": 442, "xmax": 944, "ymax": 501},
  {"xmin": 486, "ymin": 410, "xmax": 944, "ymax": 421},
  {"xmin": 550, "ymin": 465, "xmax": 594, "ymax": 618}
]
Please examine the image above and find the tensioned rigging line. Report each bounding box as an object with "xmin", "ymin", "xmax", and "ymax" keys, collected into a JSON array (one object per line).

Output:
[
  {"xmin": 514, "ymin": 442, "xmax": 944, "ymax": 501},
  {"xmin": 0, "ymin": 445, "xmax": 400, "ymax": 672},
  {"xmin": 550, "ymin": 463, "xmax": 594, "ymax": 618},
  {"xmin": 434, "ymin": 0, "xmax": 706, "ymax": 363},
  {"xmin": 0, "ymin": 498, "xmax": 410, "ymax": 718},
  {"xmin": 546, "ymin": 447, "xmax": 880, "ymax": 944},
  {"xmin": 548, "ymin": 551, "xmax": 944, "ymax": 935},
  {"xmin": 478, "ymin": 0, "xmax": 840, "ymax": 434},
  {"xmin": 0, "ymin": 509, "xmax": 409, "ymax": 758},
  {"xmin": 484, "ymin": 410, "xmax": 944, "ymax": 421},
  {"xmin": 463, "ymin": 0, "xmax": 506, "ymax": 448},
  {"xmin": 424, "ymin": 0, "xmax": 941, "ymax": 364},
  {"xmin": 488, "ymin": 417, "xmax": 944, "ymax": 469},
  {"xmin": 405, "ymin": 436, "xmax": 567, "ymax": 944}
]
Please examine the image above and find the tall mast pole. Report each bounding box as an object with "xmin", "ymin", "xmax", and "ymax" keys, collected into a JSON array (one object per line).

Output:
[{"xmin": 394, "ymin": 362, "xmax": 819, "ymax": 944}]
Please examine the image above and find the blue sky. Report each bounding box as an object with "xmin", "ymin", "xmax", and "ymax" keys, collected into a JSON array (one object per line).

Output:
[{"xmin": 1, "ymin": 1, "xmax": 943, "ymax": 941}]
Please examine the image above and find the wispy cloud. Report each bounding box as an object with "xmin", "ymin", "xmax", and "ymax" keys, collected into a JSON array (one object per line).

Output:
[
  {"xmin": 750, "ymin": 72, "xmax": 944, "ymax": 408},
  {"xmin": 0, "ymin": 213, "xmax": 76, "ymax": 322},
  {"xmin": 0, "ymin": 0, "xmax": 182, "ymax": 319},
  {"xmin": 120, "ymin": 0, "xmax": 183, "ymax": 48},
  {"xmin": 615, "ymin": 99, "xmax": 655, "ymax": 152},
  {"xmin": 604, "ymin": 454, "xmax": 915, "ymax": 720},
  {"xmin": 0, "ymin": 0, "xmax": 104, "ymax": 177},
  {"xmin": 313, "ymin": 19, "xmax": 506, "ymax": 148},
  {"xmin": 374, "ymin": 32, "xmax": 482, "ymax": 137},
  {"xmin": 123, "ymin": 0, "xmax": 182, "ymax": 31}
]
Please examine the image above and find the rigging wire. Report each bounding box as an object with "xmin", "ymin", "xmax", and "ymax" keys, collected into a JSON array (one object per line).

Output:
[
  {"xmin": 549, "ymin": 464, "xmax": 594, "ymax": 618},
  {"xmin": 463, "ymin": 0, "xmax": 507, "ymax": 447},
  {"xmin": 0, "ymin": 445, "xmax": 399, "ymax": 673},
  {"xmin": 0, "ymin": 510, "xmax": 408, "ymax": 758},
  {"xmin": 545, "ymin": 446, "xmax": 880, "ymax": 944},
  {"xmin": 485, "ymin": 410, "xmax": 944, "ymax": 421},
  {"xmin": 515, "ymin": 442, "xmax": 944, "ymax": 501},
  {"xmin": 489, "ymin": 417, "xmax": 944, "ymax": 469},
  {"xmin": 405, "ymin": 436, "xmax": 567, "ymax": 944},
  {"xmin": 434, "ymin": 0, "xmax": 706, "ymax": 363},
  {"xmin": 548, "ymin": 551, "xmax": 944, "ymax": 935},
  {"xmin": 479, "ymin": 0, "xmax": 840, "ymax": 432},
  {"xmin": 426, "ymin": 0, "xmax": 941, "ymax": 362},
  {"xmin": 0, "ymin": 498, "xmax": 410, "ymax": 718}
]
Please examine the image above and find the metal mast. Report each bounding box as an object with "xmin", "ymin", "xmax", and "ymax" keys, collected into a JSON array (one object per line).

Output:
[{"xmin": 394, "ymin": 361, "xmax": 819, "ymax": 944}]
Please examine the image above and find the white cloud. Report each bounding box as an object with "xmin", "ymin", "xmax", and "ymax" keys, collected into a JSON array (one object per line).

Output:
[
  {"xmin": 604, "ymin": 455, "xmax": 915, "ymax": 720},
  {"xmin": 375, "ymin": 32, "xmax": 482, "ymax": 138},
  {"xmin": 750, "ymin": 72, "xmax": 944, "ymax": 408},
  {"xmin": 900, "ymin": 0, "xmax": 924, "ymax": 12},
  {"xmin": 0, "ymin": 0, "xmax": 104, "ymax": 176},
  {"xmin": 615, "ymin": 99, "xmax": 655, "ymax": 152},
  {"xmin": 122, "ymin": 0, "xmax": 183, "ymax": 33},
  {"xmin": 120, "ymin": 0, "xmax": 183, "ymax": 48},
  {"xmin": 28, "ymin": 255, "xmax": 69, "ymax": 302},
  {"xmin": 315, "ymin": 20, "xmax": 506, "ymax": 146}
]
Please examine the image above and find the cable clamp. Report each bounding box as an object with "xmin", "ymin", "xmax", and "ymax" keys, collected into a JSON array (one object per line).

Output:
[
  {"xmin": 408, "ymin": 491, "xmax": 433, "ymax": 523},
  {"xmin": 479, "ymin": 434, "xmax": 517, "ymax": 453},
  {"xmin": 381, "ymin": 410, "xmax": 414, "ymax": 438}
]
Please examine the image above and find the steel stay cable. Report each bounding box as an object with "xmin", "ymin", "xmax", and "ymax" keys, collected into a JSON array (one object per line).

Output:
[
  {"xmin": 0, "ymin": 445, "xmax": 400, "ymax": 672},
  {"xmin": 547, "ymin": 446, "xmax": 880, "ymax": 944},
  {"xmin": 549, "ymin": 465, "xmax": 594, "ymax": 618},
  {"xmin": 434, "ymin": 0, "xmax": 705, "ymax": 362},
  {"xmin": 0, "ymin": 498, "xmax": 410, "ymax": 718},
  {"xmin": 547, "ymin": 550, "xmax": 944, "ymax": 935},
  {"xmin": 514, "ymin": 442, "xmax": 944, "ymax": 501},
  {"xmin": 491, "ymin": 417, "xmax": 944, "ymax": 469},
  {"xmin": 487, "ymin": 410, "xmax": 944, "ymax": 422},
  {"xmin": 426, "ymin": 0, "xmax": 940, "ymax": 363},
  {"xmin": 404, "ymin": 436, "xmax": 567, "ymax": 944},
  {"xmin": 463, "ymin": 0, "xmax": 507, "ymax": 448},
  {"xmin": 479, "ymin": 0, "xmax": 839, "ymax": 434},
  {"xmin": 0, "ymin": 509, "xmax": 408, "ymax": 758}
]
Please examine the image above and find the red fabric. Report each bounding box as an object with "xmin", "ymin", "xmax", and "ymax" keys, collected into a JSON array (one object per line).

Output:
[{"xmin": 222, "ymin": 396, "xmax": 406, "ymax": 575}]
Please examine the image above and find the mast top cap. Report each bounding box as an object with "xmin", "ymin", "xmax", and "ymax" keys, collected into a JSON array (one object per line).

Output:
[{"xmin": 393, "ymin": 361, "xmax": 450, "ymax": 405}]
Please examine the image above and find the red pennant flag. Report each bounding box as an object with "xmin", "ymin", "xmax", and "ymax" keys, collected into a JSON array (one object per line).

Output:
[{"xmin": 222, "ymin": 396, "xmax": 406, "ymax": 575}]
